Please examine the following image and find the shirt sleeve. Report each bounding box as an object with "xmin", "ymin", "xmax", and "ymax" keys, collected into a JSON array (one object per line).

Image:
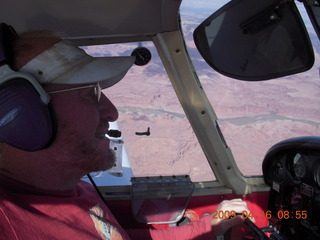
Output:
[{"xmin": 126, "ymin": 215, "xmax": 215, "ymax": 240}]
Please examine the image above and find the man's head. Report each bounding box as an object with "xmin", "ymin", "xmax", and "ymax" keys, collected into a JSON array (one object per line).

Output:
[{"xmin": 0, "ymin": 29, "xmax": 134, "ymax": 183}]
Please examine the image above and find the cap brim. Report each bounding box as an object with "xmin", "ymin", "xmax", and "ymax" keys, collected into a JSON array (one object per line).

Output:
[
  {"xmin": 20, "ymin": 40, "xmax": 135, "ymax": 89},
  {"xmin": 51, "ymin": 55, "xmax": 135, "ymax": 89}
]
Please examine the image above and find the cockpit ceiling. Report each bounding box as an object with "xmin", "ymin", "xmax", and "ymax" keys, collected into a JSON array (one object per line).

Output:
[{"xmin": 0, "ymin": 0, "xmax": 182, "ymax": 45}]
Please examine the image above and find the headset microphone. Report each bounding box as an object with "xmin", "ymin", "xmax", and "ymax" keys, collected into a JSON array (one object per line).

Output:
[{"xmin": 107, "ymin": 129, "xmax": 121, "ymax": 138}]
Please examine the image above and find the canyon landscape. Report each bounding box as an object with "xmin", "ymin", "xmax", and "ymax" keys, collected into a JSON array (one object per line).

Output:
[{"xmin": 86, "ymin": 3, "xmax": 320, "ymax": 183}]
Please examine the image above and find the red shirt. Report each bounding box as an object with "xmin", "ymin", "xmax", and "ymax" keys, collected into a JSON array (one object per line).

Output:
[{"xmin": 0, "ymin": 175, "xmax": 213, "ymax": 240}]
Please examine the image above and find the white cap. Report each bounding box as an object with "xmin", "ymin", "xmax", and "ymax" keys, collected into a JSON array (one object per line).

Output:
[{"xmin": 20, "ymin": 40, "xmax": 135, "ymax": 89}]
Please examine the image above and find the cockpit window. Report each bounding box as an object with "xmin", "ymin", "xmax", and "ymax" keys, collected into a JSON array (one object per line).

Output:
[
  {"xmin": 180, "ymin": 0, "xmax": 320, "ymax": 176},
  {"xmin": 84, "ymin": 42, "xmax": 216, "ymax": 183}
]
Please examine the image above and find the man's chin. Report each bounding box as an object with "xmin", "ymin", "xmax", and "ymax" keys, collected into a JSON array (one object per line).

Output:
[{"xmin": 95, "ymin": 148, "xmax": 117, "ymax": 172}]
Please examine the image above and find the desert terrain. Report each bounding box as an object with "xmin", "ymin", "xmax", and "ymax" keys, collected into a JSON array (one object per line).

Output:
[{"xmin": 85, "ymin": 3, "xmax": 320, "ymax": 183}]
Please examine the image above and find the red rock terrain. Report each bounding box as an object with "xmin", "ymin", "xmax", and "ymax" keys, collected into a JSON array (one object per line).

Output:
[{"xmin": 85, "ymin": 7, "xmax": 320, "ymax": 182}]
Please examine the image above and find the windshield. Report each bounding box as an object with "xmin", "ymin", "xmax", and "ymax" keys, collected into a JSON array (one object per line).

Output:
[
  {"xmin": 84, "ymin": 42, "xmax": 216, "ymax": 183},
  {"xmin": 84, "ymin": 0, "xmax": 320, "ymax": 186},
  {"xmin": 180, "ymin": 0, "xmax": 320, "ymax": 176}
]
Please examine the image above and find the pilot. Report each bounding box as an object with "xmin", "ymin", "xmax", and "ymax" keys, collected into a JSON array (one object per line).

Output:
[{"xmin": 0, "ymin": 29, "xmax": 252, "ymax": 239}]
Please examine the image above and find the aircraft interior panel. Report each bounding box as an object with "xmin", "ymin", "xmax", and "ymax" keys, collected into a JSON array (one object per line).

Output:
[{"xmin": 263, "ymin": 136, "xmax": 320, "ymax": 240}]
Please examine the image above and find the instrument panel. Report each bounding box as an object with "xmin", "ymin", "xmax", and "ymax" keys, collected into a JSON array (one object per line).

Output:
[{"xmin": 263, "ymin": 137, "xmax": 320, "ymax": 240}]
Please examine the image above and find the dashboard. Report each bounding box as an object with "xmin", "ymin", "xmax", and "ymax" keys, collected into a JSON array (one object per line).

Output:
[{"xmin": 262, "ymin": 136, "xmax": 320, "ymax": 240}]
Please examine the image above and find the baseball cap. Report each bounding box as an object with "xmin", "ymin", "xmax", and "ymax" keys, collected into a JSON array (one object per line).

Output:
[{"xmin": 20, "ymin": 40, "xmax": 135, "ymax": 89}]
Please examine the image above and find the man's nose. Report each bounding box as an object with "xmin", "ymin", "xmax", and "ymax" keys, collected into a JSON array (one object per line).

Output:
[{"xmin": 99, "ymin": 94, "xmax": 119, "ymax": 122}]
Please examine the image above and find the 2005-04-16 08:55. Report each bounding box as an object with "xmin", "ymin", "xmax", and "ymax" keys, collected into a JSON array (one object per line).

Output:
[{"xmin": 211, "ymin": 210, "xmax": 308, "ymax": 220}]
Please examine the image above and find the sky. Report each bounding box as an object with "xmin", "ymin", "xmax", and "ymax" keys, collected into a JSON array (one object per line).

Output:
[{"xmin": 180, "ymin": 0, "xmax": 229, "ymax": 11}]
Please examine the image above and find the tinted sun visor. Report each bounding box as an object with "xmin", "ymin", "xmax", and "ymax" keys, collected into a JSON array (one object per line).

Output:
[
  {"xmin": 193, "ymin": 0, "xmax": 314, "ymax": 81},
  {"xmin": 303, "ymin": 0, "xmax": 320, "ymax": 40}
]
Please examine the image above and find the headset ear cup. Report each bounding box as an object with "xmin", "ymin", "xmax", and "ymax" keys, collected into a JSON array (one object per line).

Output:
[{"xmin": 0, "ymin": 79, "xmax": 53, "ymax": 151}]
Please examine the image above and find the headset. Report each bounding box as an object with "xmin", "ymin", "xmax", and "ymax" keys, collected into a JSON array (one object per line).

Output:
[{"xmin": 0, "ymin": 23, "xmax": 54, "ymax": 151}]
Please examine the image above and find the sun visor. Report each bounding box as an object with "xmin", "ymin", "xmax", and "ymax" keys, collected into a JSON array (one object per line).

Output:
[{"xmin": 193, "ymin": 0, "xmax": 314, "ymax": 81}]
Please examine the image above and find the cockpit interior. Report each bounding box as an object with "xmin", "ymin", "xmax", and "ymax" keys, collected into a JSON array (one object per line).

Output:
[{"xmin": 0, "ymin": 0, "xmax": 320, "ymax": 239}]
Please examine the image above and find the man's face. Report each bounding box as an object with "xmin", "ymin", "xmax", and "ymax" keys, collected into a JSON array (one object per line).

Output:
[{"xmin": 44, "ymin": 83, "xmax": 119, "ymax": 174}]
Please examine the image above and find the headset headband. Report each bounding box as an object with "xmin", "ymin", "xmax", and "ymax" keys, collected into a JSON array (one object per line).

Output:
[{"xmin": 0, "ymin": 23, "xmax": 50, "ymax": 104}]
